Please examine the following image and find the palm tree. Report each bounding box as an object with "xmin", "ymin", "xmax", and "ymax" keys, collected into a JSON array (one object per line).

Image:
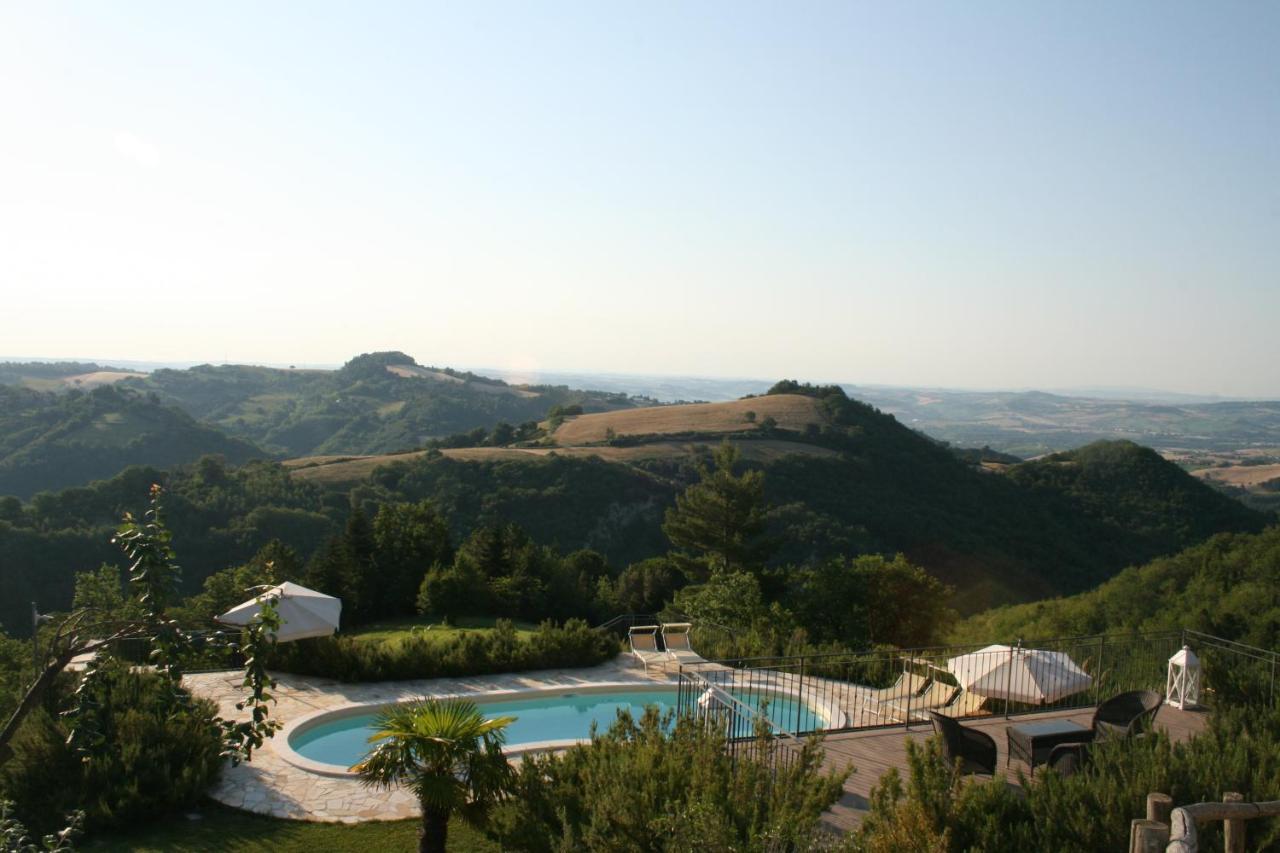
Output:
[{"xmin": 352, "ymin": 699, "xmax": 515, "ymax": 853}]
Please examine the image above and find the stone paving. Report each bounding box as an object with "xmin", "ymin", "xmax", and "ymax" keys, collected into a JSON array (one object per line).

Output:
[{"xmin": 184, "ymin": 656, "xmax": 673, "ymax": 822}]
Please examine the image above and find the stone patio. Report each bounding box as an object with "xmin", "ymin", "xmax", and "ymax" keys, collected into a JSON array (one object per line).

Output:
[{"xmin": 184, "ymin": 656, "xmax": 673, "ymax": 822}]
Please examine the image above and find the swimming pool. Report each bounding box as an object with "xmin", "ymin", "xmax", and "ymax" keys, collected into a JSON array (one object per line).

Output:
[{"xmin": 286, "ymin": 684, "xmax": 825, "ymax": 770}]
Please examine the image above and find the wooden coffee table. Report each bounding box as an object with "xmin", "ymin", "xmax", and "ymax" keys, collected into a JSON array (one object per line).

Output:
[{"xmin": 1007, "ymin": 719, "xmax": 1092, "ymax": 775}]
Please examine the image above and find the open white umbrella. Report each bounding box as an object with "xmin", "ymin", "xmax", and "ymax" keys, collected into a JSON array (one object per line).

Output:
[
  {"xmin": 215, "ymin": 581, "xmax": 341, "ymax": 642},
  {"xmin": 947, "ymin": 644, "xmax": 1092, "ymax": 704}
]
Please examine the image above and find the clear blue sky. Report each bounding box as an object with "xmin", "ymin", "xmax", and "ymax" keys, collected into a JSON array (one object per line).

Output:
[{"xmin": 2, "ymin": 2, "xmax": 1277, "ymax": 395}]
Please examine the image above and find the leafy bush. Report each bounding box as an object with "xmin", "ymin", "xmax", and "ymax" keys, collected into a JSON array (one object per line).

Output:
[
  {"xmin": 0, "ymin": 662, "xmax": 222, "ymax": 835},
  {"xmin": 487, "ymin": 708, "xmax": 847, "ymax": 851},
  {"xmin": 0, "ymin": 800, "xmax": 82, "ymax": 853},
  {"xmin": 267, "ymin": 619, "xmax": 619, "ymax": 682}
]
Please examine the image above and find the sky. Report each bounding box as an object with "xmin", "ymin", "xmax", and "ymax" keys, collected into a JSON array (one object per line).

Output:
[{"xmin": 1, "ymin": 2, "xmax": 1278, "ymax": 397}]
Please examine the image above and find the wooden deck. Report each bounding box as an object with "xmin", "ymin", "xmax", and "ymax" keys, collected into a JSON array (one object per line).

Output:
[{"xmin": 812, "ymin": 705, "xmax": 1211, "ymax": 833}]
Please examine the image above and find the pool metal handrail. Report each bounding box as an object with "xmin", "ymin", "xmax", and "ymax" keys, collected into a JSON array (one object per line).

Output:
[{"xmin": 680, "ymin": 664, "xmax": 803, "ymax": 745}]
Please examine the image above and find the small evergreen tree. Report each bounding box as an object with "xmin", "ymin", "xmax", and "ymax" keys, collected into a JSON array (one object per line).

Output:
[{"xmin": 662, "ymin": 442, "xmax": 774, "ymax": 580}]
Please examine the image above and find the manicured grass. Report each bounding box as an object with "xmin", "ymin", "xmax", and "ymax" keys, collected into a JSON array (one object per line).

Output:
[
  {"xmin": 84, "ymin": 802, "xmax": 499, "ymax": 852},
  {"xmin": 346, "ymin": 615, "xmax": 538, "ymax": 646}
]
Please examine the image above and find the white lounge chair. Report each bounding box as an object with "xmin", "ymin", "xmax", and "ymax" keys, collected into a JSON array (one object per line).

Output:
[
  {"xmin": 660, "ymin": 623, "xmax": 708, "ymax": 669},
  {"xmin": 854, "ymin": 672, "xmax": 931, "ymax": 724},
  {"xmin": 629, "ymin": 625, "xmax": 667, "ymax": 673},
  {"xmin": 943, "ymin": 689, "xmax": 988, "ymax": 718},
  {"xmin": 884, "ymin": 681, "xmax": 960, "ymax": 722},
  {"xmin": 868, "ymin": 672, "xmax": 930, "ymax": 706}
]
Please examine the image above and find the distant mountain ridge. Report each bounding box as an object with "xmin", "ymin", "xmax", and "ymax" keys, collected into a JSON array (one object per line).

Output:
[
  {"xmin": 113, "ymin": 351, "xmax": 643, "ymax": 459},
  {"xmin": 6, "ymin": 359, "xmax": 1277, "ymax": 456}
]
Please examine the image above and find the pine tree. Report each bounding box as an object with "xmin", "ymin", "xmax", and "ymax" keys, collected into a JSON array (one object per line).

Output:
[
  {"xmin": 662, "ymin": 442, "xmax": 774, "ymax": 581},
  {"xmin": 373, "ymin": 501, "xmax": 453, "ymax": 617},
  {"xmin": 341, "ymin": 509, "xmax": 378, "ymax": 622},
  {"xmin": 304, "ymin": 536, "xmax": 348, "ymax": 602}
]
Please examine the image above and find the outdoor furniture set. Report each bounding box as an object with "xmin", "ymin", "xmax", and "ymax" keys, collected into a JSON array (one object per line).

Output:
[{"xmin": 929, "ymin": 689, "xmax": 1165, "ymax": 777}]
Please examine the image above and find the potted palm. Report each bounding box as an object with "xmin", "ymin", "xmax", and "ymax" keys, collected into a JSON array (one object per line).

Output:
[{"xmin": 352, "ymin": 698, "xmax": 515, "ymax": 853}]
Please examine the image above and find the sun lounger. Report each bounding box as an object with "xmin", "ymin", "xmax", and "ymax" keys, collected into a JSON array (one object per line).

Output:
[
  {"xmin": 945, "ymin": 689, "xmax": 988, "ymax": 718},
  {"xmin": 868, "ymin": 672, "xmax": 929, "ymax": 705},
  {"xmin": 628, "ymin": 625, "xmax": 668, "ymax": 673},
  {"xmin": 661, "ymin": 623, "xmax": 709, "ymax": 669},
  {"xmin": 858, "ymin": 672, "xmax": 931, "ymax": 722},
  {"xmin": 884, "ymin": 681, "xmax": 960, "ymax": 721}
]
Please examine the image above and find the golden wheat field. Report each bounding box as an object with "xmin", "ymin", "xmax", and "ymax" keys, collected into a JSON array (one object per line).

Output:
[
  {"xmin": 1192, "ymin": 462, "xmax": 1280, "ymax": 488},
  {"xmin": 550, "ymin": 394, "xmax": 826, "ymax": 444}
]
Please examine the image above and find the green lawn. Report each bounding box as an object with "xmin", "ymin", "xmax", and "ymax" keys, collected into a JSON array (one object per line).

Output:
[
  {"xmin": 84, "ymin": 802, "xmax": 499, "ymax": 853},
  {"xmin": 346, "ymin": 615, "xmax": 538, "ymax": 646}
]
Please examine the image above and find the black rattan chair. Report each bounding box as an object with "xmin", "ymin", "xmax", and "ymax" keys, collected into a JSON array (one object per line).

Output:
[
  {"xmin": 1046, "ymin": 742, "xmax": 1090, "ymax": 777},
  {"xmin": 1091, "ymin": 690, "xmax": 1162, "ymax": 741},
  {"xmin": 928, "ymin": 711, "xmax": 997, "ymax": 775}
]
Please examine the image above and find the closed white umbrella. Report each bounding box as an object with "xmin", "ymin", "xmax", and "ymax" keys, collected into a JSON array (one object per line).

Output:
[
  {"xmin": 215, "ymin": 581, "xmax": 341, "ymax": 642},
  {"xmin": 947, "ymin": 644, "xmax": 1092, "ymax": 704}
]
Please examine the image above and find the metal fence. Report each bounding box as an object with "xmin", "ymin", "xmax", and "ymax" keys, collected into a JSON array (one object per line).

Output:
[
  {"xmin": 675, "ymin": 629, "xmax": 1276, "ymax": 742},
  {"xmin": 1186, "ymin": 629, "xmax": 1280, "ymax": 711}
]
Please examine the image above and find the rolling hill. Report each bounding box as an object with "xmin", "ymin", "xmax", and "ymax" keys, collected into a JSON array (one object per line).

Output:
[
  {"xmin": 850, "ymin": 386, "xmax": 1280, "ymax": 456},
  {"xmin": 284, "ymin": 383, "xmax": 1268, "ymax": 611},
  {"xmin": 548, "ymin": 394, "xmax": 826, "ymax": 444},
  {"xmin": 0, "ymin": 379, "xmax": 1268, "ymax": 636},
  {"xmin": 285, "ymin": 438, "xmax": 838, "ymax": 487},
  {"xmin": 0, "ymin": 360, "xmax": 146, "ymax": 392},
  {"xmin": 0, "ymin": 384, "xmax": 265, "ymax": 499},
  {"xmin": 121, "ymin": 351, "xmax": 641, "ymax": 457}
]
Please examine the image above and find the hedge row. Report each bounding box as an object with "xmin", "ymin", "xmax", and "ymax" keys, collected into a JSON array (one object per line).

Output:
[{"xmin": 266, "ymin": 618, "xmax": 621, "ymax": 682}]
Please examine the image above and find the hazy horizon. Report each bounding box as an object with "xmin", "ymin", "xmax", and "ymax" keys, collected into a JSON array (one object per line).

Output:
[
  {"xmin": 3, "ymin": 2, "xmax": 1278, "ymax": 396},
  {"xmin": 2, "ymin": 351, "xmax": 1270, "ymax": 403}
]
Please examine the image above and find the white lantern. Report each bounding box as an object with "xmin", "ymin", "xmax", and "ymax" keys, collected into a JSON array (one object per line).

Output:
[{"xmin": 1166, "ymin": 645, "xmax": 1201, "ymax": 710}]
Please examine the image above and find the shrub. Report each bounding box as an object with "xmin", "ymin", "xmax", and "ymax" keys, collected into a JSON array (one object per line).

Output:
[
  {"xmin": 0, "ymin": 661, "xmax": 222, "ymax": 836},
  {"xmin": 267, "ymin": 619, "xmax": 620, "ymax": 682},
  {"xmin": 487, "ymin": 708, "xmax": 848, "ymax": 851},
  {"xmin": 858, "ymin": 704, "xmax": 1280, "ymax": 852},
  {"xmin": 0, "ymin": 800, "xmax": 82, "ymax": 852}
]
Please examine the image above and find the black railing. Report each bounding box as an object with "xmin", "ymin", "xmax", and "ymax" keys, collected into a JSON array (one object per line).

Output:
[
  {"xmin": 1183, "ymin": 629, "xmax": 1280, "ymax": 711},
  {"xmin": 594, "ymin": 613, "xmax": 661, "ymax": 638},
  {"xmin": 674, "ymin": 630, "xmax": 1272, "ymax": 742}
]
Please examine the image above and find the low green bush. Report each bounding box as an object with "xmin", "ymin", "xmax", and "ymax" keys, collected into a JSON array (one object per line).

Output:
[
  {"xmin": 487, "ymin": 708, "xmax": 848, "ymax": 851},
  {"xmin": 0, "ymin": 661, "xmax": 223, "ymax": 837},
  {"xmin": 267, "ymin": 619, "xmax": 620, "ymax": 682}
]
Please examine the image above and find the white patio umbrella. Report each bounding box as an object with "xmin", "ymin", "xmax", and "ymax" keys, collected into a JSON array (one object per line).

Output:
[
  {"xmin": 946, "ymin": 644, "xmax": 1092, "ymax": 705},
  {"xmin": 215, "ymin": 581, "xmax": 341, "ymax": 642}
]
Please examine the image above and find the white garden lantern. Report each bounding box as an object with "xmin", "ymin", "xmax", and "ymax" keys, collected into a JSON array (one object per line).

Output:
[{"xmin": 1166, "ymin": 645, "xmax": 1201, "ymax": 710}]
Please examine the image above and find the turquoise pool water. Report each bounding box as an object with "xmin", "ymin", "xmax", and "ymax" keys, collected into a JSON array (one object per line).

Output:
[{"xmin": 290, "ymin": 687, "xmax": 823, "ymax": 767}]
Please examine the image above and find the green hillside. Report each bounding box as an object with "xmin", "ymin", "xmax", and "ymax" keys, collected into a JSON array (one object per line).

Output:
[
  {"xmin": 0, "ymin": 385, "xmax": 265, "ymax": 499},
  {"xmin": 3, "ymin": 381, "xmax": 1267, "ymax": 637},
  {"xmin": 122, "ymin": 351, "xmax": 640, "ymax": 457},
  {"xmin": 357, "ymin": 389, "xmax": 1267, "ymax": 608},
  {"xmin": 952, "ymin": 525, "xmax": 1280, "ymax": 649}
]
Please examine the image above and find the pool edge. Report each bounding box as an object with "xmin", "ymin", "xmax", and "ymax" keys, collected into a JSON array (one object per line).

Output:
[{"xmin": 275, "ymin": 680, "xmax": 680, "ymax": 777}]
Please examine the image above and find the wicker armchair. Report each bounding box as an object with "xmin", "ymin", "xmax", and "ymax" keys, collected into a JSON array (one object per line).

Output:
[
  {"xmin": 1046, "ymin": 742, "xmax": 1090, "ymax": 777},
  {"xmin": 928, "ymin": 711, "xmax": 997, "ymax": 775},
  {"xmin": 1092, "ymin": 690, "xmax": 1162, "ymax": 741}
]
